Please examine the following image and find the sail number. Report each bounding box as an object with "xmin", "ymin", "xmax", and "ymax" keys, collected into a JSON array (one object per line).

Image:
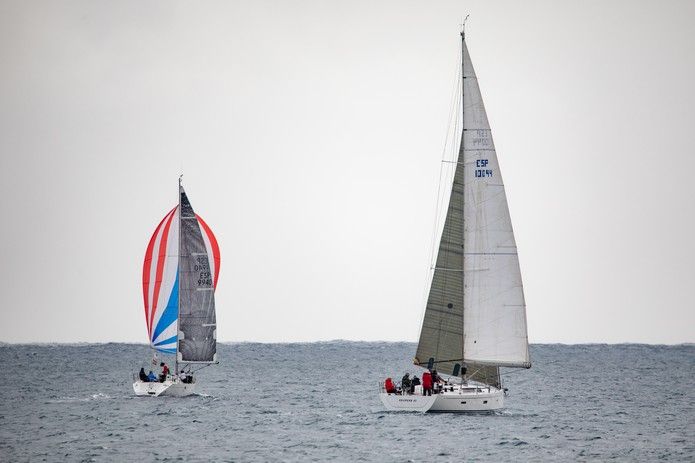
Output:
[
  {"xmin": 195, "ymin": 257, "xmax": 213, "ymax": 286},
  {"xmin": 471, "ymin": 129, "xmax": 492, "ymax": 147},
  {"xmin": 475, "ymin": 159, "xmax": 493, "ymax": 178}
]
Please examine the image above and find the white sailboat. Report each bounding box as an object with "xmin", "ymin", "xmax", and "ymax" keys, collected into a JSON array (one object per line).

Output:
[
  {"xmin": 380, "ymin": 27, "xmax": 530, "ymax": 413},
  {"xmin": 133, "ymin": 177, "xmax": 221, "ymax": 397}
]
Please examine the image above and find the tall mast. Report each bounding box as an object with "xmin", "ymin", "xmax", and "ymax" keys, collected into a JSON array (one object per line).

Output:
[
  {"xmin": 176, "ymin": 175, "xmax": 182, "ymax": 377},
  {"xmin": 460, "ymin": 21, "xmax": 467, "ymax": 371}
]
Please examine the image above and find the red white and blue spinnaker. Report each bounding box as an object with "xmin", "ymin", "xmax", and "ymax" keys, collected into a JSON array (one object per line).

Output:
[{"xmin": 142, "ymin": 184, "xmax": 220, "ymax": 357}]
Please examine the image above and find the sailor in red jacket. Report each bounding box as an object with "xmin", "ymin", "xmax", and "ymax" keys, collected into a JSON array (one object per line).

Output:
[
  {"xmin": 422, "ymin": 370, "xmax": 433, "ymax": 396},
  {"xmin": 159, "ymin": 362, "xmax": 170, "ymax": 382}
]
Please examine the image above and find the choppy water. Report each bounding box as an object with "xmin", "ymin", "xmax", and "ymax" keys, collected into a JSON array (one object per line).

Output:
[{"xmin": 0, "ymin": 342, "xmax": 693, "ymax": 462}]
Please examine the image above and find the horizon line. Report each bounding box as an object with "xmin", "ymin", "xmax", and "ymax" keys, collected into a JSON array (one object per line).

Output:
[{"xmin": 1, "ymin": 339, "xmax": 693, "ymax": 347}]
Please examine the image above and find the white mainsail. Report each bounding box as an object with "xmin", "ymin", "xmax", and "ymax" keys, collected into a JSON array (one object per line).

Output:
[
  {"xmin": 461, "ymin": 39, "xmax": 530, "ymax": 368},
  {"xmin": 415, "ymin": 32, "xmax": 530, "ymax": 385}
]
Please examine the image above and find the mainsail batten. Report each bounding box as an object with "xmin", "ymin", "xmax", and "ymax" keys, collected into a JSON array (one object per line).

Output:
[{"xmin": 415, "ymin": 33, "xmax": 530, "ymax": 387}]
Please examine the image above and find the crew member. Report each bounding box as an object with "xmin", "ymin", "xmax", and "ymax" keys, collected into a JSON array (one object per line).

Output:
[
  {"xmin": 431, "ymin": 369, "xmax": 442, "ymax": 393},
  {"xmin": 411, "ymin": 375, "xmax": 420, "ymax": 394},
  {"xmin": 159, "ymin": 362, "xmax": 170, "ymax": 382},
  {"xmin": 422, "ymin": 370, "xmax": 433, "ymax": 396},
  {"xmin": 401, "ymin": 373, "xmax": 411, "ymax": 394}
]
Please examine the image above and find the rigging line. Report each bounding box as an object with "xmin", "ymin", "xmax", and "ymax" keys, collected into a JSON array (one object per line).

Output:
[
  {"xmin": 190, "ymin": 363, "xmax": 213, "ymax": 374},
  {"xmin": 434, "ymin": 65, "xmax": 463, "ymax": 352},
  {"xmin": 442, "ymin": 64, "xmax": 463, "ymax": 203},
  {"xmin": 430, "ymin": 59, "xmax": 463, "ymax": 267},
  {"xmin": 416, "ymin": 55, "xmax": 465, "ymax": 342}
]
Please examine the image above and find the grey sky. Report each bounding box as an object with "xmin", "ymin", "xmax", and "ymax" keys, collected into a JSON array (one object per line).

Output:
[{"xmin": 1, "ymin": 0, "xmax": 694, "ymax": 344}]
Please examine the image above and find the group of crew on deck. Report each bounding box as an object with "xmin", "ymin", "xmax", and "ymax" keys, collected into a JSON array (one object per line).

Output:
[
  {"xmin": 384, "ymin": 369, "xmax": 449, "ymax": 395},
  {"xmin": 137, "ymin": 362, "xmax": 193, "ymax": 384}
]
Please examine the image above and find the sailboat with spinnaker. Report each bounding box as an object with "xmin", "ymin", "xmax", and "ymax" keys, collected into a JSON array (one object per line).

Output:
[
  {"xmin": 133, "ymin": 177, "xmax": 221, "ymax": 397},
  {"xmin": 379, "ymin": 26, "xmax": 530, "ymax": 412}
]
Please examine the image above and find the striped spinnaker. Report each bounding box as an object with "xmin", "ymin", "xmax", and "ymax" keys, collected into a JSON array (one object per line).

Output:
[{"xmin": 142, "ymin": 203, "xmax": 220, "ymax": 354}]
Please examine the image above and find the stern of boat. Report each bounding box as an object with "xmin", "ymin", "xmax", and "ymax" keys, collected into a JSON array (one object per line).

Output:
[
  {"xmin": 378, "ymin": 382, "xmax": 437, "ymax": 412},
  {"xmin": 133, "ymin": 376, "xmax": 196, "ymax": 397}
]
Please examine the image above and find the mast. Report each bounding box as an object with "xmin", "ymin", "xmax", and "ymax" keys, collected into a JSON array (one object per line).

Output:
[
  {"xmin": 460, "ymin": 18, "xmax": 468, "ymax": 375},
  {"xmin": 176, "ymin": 174, "xmax": 182, "ymax": 376}
]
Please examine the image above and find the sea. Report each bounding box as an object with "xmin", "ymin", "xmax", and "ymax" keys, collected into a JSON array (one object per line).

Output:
[{"xmin": 0, "ymin": 342, "xmax": 693, "ymax": 462}]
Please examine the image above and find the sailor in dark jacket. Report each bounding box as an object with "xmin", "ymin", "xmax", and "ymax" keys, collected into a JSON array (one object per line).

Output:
[
  {"xmin": 431, "ymin": 369, "xmax": 442, "ymax": 393},
  {"xmin": 138, "ymin": 367, "xmax": 149, "ymax": 382},
  {"xmin": 411, "ymin": 375, "xmax": 421, "ymax": 394},
  {"xmin": 401, "ymin": 373, "xmax": 411, "ymax": 394}
]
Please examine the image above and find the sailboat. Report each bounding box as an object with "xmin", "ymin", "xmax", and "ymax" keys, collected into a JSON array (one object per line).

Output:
[
  {"xmin": 133, "ymin": 177, "xmax": 221, "ymax": 397},
  {"xmin": 379, "ymin": 27, "xmax": 530, "ymax": 412}
]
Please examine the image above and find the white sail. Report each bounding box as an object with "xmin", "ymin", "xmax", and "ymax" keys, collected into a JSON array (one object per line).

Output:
[
  {"xmin": 415, "ymin": 33, "xmax": 530, "ymax": 379},
  {"xmin": 461, "ymin": 39, "xmax": 530, "ymax": 367}
]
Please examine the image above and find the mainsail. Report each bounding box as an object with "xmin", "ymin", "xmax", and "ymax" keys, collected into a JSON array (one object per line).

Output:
[
  {"xmin": 415, "ymin": 32, "xmax": 530, "ymax": 387},
  {"xmin": 142, "ymin": 180, "xmax": 220, "ymax": 363}
]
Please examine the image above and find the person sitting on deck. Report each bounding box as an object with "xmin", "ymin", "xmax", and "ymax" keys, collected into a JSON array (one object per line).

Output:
[
  {"xmin": 147, "ymin": 370, "xmax": 157, "ymax": 382},
  {"xmin": 159, "ymin": 362, "xmax": 169, "ymax": 382},
  {"xmin": 401, "ymin": 373, "xmax": 411, "ymax": 394},
  {"xmin": 139, "ymin": 367, "xmax": 148, "ymax": 382},
  {"xmin": 179, "ymin": 370, "xmax": 192, "ymax": 384},
  {"xmin": 410, "ymin": 375, "xmax": 420, "ymax": 394}
]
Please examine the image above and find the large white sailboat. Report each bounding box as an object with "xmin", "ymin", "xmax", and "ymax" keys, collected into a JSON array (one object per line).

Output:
[
  {"xmin": 380, "ymin": 27, "xmax": 530, "ymax": 413},
  {"xmin": 133, "ymin": 177, "xmax": 221, "ymax": 397}
]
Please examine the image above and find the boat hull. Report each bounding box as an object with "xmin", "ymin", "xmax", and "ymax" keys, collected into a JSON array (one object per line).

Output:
[
  {"xmin": 133, "ymin": 379, "xmax": 196, "ymax": 397},
  {"xmin": 428, "ymin": 388, "xmax": 503, "ymax": 412},
  {"xmin": 379, "ymin": 384, "xmax": 504, "ymax": 413},
  {"xmin": 379, "ymin": 393, "xmax": 437, "ymax": 412}
]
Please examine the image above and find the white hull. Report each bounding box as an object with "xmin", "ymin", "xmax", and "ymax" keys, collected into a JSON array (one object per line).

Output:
[
  {"xmin": 379, "ymin": 383, "xmax": 504, "ymax": 413},
  {"xmin": 133, "ymin": 378, "xmax": 196, "ymax": 397}
]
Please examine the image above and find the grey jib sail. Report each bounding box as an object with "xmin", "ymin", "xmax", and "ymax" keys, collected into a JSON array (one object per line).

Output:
[
  {"xmin": 414, "ymin": 150, "xmax": 500, "ymax": 388},
  {"xmin": 415, "ymin": 33, "xmax": 529, "ymax": 388},
  {"xmin": 177, "ymin": 186, "xmax": 217, "ymax": 363}
]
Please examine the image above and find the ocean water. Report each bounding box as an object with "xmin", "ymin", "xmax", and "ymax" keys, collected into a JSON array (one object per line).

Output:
[{"xmin": 0, "ymin": 342, "xmax": 693, "ymax": 462}]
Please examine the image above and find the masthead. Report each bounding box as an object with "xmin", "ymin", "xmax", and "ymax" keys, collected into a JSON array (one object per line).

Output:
[{"xmin": 460, "ymin": 15, "xmax": 470, "ymax": 39}]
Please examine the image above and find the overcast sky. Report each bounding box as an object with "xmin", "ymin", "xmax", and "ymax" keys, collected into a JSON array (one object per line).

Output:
[{"xmin": 1, "ymin": 0, "xmax": 694, "ymax": 344}]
